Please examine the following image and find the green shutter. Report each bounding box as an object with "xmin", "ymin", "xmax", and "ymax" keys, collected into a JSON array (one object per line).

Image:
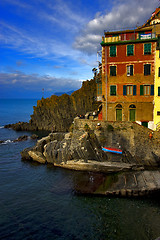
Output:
[
  {"xmin": 116, "ymin": 109, "xmax": 122, "ymax": 121},
  {"xmin": 123, "ymin": 85, "xmax": 127, "ymax": 95},
  {"xmin": 110, "ymin": 85, "xmax": 116, "ymax": 96},
  {"xmin": 140, "ymin": 85, "xmax": 144, "ymax": 95},
  {"xmin": 133, "ymin": 85, "xmax": 136, "ymax": 95},
  {"xmin": 151, "ymin": 85, "xmax": 154, "ymax": 95},
  {"xmin": 110, "ymin": 66, "xmax": 116, "ymax": 76},
  {"xmin": 144, "ymin": 43, "xmax": 151, "ymax": 55},
  {"xmin": 144, "ymin": 64, "xmax": 151, "ymax": 75},
  {"xmin": 127, "ymin": 45, "xmax": 134, "ymax": 56},
  {"xmin": 110, "ymin": 46, "xmax": 116, "ymax": 57},
  {"xmin": 130, "ymin": 65, "xmax": 133, "ymax": 76},
  {"xmin": 130, "ymin": 109, "xmax": 136, "ymax": 121}
]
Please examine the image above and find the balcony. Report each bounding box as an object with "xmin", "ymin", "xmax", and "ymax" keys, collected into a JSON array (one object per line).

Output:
[{"xmin": 102, "ymin": 32, "xmax": 157, "ymax": 45}]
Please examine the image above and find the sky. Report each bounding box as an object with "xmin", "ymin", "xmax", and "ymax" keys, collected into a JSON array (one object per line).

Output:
[{"xmin": 0, "ymin": 0, "xmax": 159, "ymax": 99}]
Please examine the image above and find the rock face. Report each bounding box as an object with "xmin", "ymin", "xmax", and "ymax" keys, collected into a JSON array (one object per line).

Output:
[
  {"xmin": 21, "ymin": 119, "xmax": 160, "ymax": 197},
  {"xmin": 5, "ymin": 79, "xmax": 99, "ymax": 132},
  {"xmin": 21, "ymin": 119, "xmax": 160, "ymax": 170}
]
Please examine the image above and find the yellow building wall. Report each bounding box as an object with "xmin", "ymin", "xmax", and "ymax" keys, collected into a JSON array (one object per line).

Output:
[{"xmin": 154, "ymin": 50, "xmax": 160, "ymax": 127}]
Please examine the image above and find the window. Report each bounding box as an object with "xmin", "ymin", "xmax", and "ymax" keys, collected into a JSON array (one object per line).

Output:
[
  {"xmin": 127, "ymin": 65, "xmax": 133, "ymax": 76},
  {"xmin": 127, "ymin": 85, "xmax": 133, "ymax": 95},
  {"xmin": 127, "ymin": 45, "xmax": 134, "ymax": 56},
  {"xmin": 110, "ymin": 66, "xmax": 116, "ymax": 76},
  {"xmin": 110, "ymin": 46, "xmax": 116, "ymax": 57},
  {"xmin": 144, "ymin": 43, "xmax": 151, "ymax": 55},
  {"xmin": 140, "ymin": 85, "xmax": 154, "ymax": 95},
  {"xmin": 144, "ymin": 85, "xmax": 150, "ymax": 95},
  {"xmin": 123, "ymin": 85, "xmax": 136, "ymax": 95},
  {"xmin": 97, "ymin": 83, "xmax": 102, "ymax": 95},
  {"xmin": 158, "ymin": 87, "xmax": 160, "ymax": 96},
  {"xmin": 110, "ymin": 85, "xmax": 116, "ymax": 96},
  {"xmin": 157, "ymin": 111, "xmax": 160, "ymax": 115},
  {"xmin": 159, "ymin": 67, "xmax": 160, "ymax": 77},
  {"xmin": 144, "ymin": 64, "xmax": 151, "ymax": 75}
]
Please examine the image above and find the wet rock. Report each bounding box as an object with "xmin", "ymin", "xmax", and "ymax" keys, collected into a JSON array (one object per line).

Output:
[
  {"xmin": 30, "ymin": 134, "xmax": 38, "ymax": 139},
  {"xmin": 21, "ymin": 147, "xmax": 34, "ymax": 161},
  {"xmin": 13, "ymin": 135, "xmax": 28, "ymax": 142},
  {"xmin": 28, "ymin": 150, "xmax": 46, "ymax": 164}
]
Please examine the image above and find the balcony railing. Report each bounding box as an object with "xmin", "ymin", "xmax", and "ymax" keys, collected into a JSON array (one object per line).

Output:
[{"xmin": 103, "ymin": 32, "xmax": 156, "ymax": 44}]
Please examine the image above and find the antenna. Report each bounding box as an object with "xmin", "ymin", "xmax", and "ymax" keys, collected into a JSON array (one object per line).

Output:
[{"xmin": 42, "ymin": 88, "xmax": 44, "ymax": 98}]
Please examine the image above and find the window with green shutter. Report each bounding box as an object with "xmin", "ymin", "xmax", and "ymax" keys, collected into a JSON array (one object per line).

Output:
[
  {"xmin": 110, "ymin": 46, "xmax": 116, "ymax": 57},
  {"xmin": 110, "ymin": 66, "xmax": 116, "ymax": 76},
  {"xmin": 144, "ymin": 43, "xmax": 151, "ymax": 55},
  {"xmin": 127, "ymin": 45, "xmax": 134, "ymax": 56},
  {"xmin": 123, "ymin": 85, "xmax": 127, "ymax": 95},
  {"xmin": 127, "ymin": 65, "xmax": 133, "ymax": 76},
  {"xmin": 110, "ymin": 85, "xmax": 116, "ymax": 96},
  {"xmin": 140, "ymin": 85, "xmax": 144, "ymax": 95},
  {"xmin": 144, "ymin": 64, "xmax": 151, "ymax": 75},
  {"xmin": 133, "ymin": 85, "xmax": 137, "ymax": 95},
  {"xmin": 151, "ymin": 85, "xmax": 154, "ymax": 95}
]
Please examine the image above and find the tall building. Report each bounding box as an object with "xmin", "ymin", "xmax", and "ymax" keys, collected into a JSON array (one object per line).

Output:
[{"xmin": 99, "ymin": 7, "xmax": 160, "ymax": 129}]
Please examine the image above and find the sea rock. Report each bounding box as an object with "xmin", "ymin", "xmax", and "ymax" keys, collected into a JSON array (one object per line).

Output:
[
  {"xmin": 13, "ymin": 135, "xmax": 28, "ymax": 142},
  {"xmin": 30, "ymin": 134, "xmax": 38, "ymax": 139},
  {"xmin": 21, "ymin": 147, "xmax": 34, "ymax": 161},
  {"xmin": 28, "ymin": 150, "xmax": 46, "ymax": 164}
]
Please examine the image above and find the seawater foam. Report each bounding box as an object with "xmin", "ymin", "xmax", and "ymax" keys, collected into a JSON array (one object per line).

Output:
[{"xmin": 0, "ymin": 139, "xmax": 13, "ymax": 145}]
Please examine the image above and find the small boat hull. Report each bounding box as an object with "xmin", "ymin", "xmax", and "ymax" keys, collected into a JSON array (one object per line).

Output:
[{"xmin": 102, "ymin": 147, "xmax": 122, "ymax": 154}]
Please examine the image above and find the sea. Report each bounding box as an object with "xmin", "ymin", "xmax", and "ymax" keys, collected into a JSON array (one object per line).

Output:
[{"xmin": 0, "ymin": 99, "xmax": 160, "ymax": 240}]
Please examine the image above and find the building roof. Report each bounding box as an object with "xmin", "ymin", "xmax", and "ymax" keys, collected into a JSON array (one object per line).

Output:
[{"xmin": 140, "ymin": 7, "xmax": 160, "ymax": 28}]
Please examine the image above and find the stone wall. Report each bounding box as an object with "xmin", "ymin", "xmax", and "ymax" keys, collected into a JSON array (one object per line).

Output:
[{"xmin": 74, "ymin": 118, "xmax": 160, "ymax": 164}]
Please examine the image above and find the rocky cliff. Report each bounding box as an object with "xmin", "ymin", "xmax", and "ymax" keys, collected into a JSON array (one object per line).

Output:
[
  {"xmin": 5, "ymin": 79, "xmax": 99, "ymax": 132},
  {"xmin": 21, "ymin": 119, "xmax": 160, "ymax": 197},
  {"xmin": 21, "ymin": 119, "xmax": 160, "ymax": 170}
]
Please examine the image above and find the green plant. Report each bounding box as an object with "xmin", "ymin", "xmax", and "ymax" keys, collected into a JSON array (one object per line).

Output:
[
  {"xmin": 84, "ymin": 123, "xmax": 91, "ymax": 132},
  {"xmin": 107, "ymin": 124, "xmax": 114, "ymax": 132}
]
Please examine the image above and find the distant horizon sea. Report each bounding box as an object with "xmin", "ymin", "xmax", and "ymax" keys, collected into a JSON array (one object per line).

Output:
[{"xmin": 0, "ymin": 99, "xmax": 160, "ymax": 240}]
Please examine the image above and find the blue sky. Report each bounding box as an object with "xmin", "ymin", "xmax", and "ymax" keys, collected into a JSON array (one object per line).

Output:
[{"xmin": 0, "ymin": 0, "xmax": 159, "ymax": 99}]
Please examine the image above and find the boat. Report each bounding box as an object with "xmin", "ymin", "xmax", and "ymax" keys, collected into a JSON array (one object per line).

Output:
[{"xmin": 102, "ymin": 147, "xmax": 122, "ymax": 154}]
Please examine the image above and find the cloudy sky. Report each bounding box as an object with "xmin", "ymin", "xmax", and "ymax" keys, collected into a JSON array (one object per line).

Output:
[{"xmin": 0, "ymin": 0, "xmax": 159, "ymax": 98}]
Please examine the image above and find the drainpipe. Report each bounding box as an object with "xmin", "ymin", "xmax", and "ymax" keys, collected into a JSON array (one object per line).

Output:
[{"xmin": 106, "ymin": 46, "xmax": 108, "ymax": 121}]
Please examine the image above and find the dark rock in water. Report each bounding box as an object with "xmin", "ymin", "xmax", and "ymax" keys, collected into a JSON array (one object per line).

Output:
[
  {"xmin": 30, "ymin": 134, "xmax": 38, "ymax": 139},
  {"xmin": 13, "ymin": 135, "xmax": 28, "ymax": 142},
  {"xmin": 0, "ymin": 140, "xmax": 5, "ymax": 144},
  {"xmin": 21, "ymin": 147, "xmax": 34, "ymax": 161},
  {"xmin": 4, "ymin": 122, "xmax": 37, "ymax": 131}
]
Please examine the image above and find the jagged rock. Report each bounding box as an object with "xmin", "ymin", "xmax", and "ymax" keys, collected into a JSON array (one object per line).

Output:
[
  {"xmin": 28, "ymin": 150, "xmax": 46, "ymax": 164},
  {"xmin": 21, "ymin": 147, "xmax": 34, "ymax": 161},
  {"xmin": 13, "ymin": 135, "xmax": 28, "ymax": 142},
  {"xmin": 30, "ymin": 134, "xmax": 38, "ymax": 139},
  {"xmin": 5, "ymin": 79, "xmax": 99, "ymax": 132}
]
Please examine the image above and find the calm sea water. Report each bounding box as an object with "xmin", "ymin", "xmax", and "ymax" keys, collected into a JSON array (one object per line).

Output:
[{"xmin": 0, "ymin": 99, "xmax": 160, "ymax": 240}]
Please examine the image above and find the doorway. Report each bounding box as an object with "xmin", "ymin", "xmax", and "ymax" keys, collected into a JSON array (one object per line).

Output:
[
  {"xmin": 116, "ymin": 104, "xmax": 122, "ymax": 121},
  {"xmin": 129, "ymin": 104, "xmax": 136, "ymax": 121}
]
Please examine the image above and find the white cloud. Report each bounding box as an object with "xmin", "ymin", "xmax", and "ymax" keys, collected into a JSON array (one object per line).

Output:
[
  {"xmin": 0, "ymin": 70, "xmax": 82, "ymax": 92},
  {"xmin": 73, "ymin": 0, "xmax": 159, "ymax": 54}
]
